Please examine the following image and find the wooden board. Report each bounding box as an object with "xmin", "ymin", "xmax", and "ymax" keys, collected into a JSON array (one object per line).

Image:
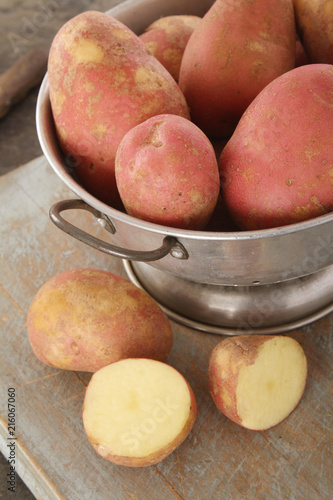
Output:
[{"xmin": 0, "ymin": 156, "xmax": 332, "ymax": 499}]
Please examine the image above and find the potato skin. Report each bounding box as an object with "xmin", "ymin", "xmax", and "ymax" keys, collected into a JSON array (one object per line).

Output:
[
  {"xmin": 179, "ymin": 0, "xmax": 296, "ymax": 137},
  {"xmin": 219, "ymin": 64, "xmax": 333, "ymax": 230},
  {"xmin": 293, "ymin": 0, "xmax": 333, "ymax": 64},
  {"xmin": 83, "ymin": 367, "xmax": 197, "ymax": 467},
  {"xmin": 208, "ymin": 335, "xmax": 308, "ymax": 430},
  {"xmin": 48, "ymin": 11, "xmax": 190, "ymax": 208},
  {"xmin": 115, "ymin": 114, "xmax": 220, "ymax": 229},
  {"xmin": 27, "ymin": 269, "xmax": 173, "ymax": 372},
  {"xmin": 139, "ymin": 15, "xmax": 201, "ymax": 82},
  {"xmin": 208, "ymin": 335, "xmax": 270, "ymax": 426}
]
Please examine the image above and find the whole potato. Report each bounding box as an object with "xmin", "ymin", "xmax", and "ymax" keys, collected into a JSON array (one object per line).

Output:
[
  {"xmin": 48, "ymin": 11, "xmax": 190, "ymax": 208},
  {"xmin": 27, "ymin": 269, "xmax": 173, "ymax": 372},
  {"xmin": 139, "ymin": 15, "xmax": 201, "ymax": 82},
  {"xmin": 179, "ymin": 0, "xmax": 296, "ymax": 138},
  {"xmin": 293, "ymin": 0, "xmax": 333, "ymax": 64},
  {"xmin": 219, "ymin": 64, "xmax": 333, "ymax": 230},
  {"xmin": 115, "ymin": 114, "xmax": 220, "ymax": 230}
]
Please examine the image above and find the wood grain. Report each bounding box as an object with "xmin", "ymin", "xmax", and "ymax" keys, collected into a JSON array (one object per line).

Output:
[
  {"xmin": 0, "ymin": 156, "xmax": 332, "ymax": 499},
  {"xmin": 0, "ymin": 49, "xmax": 48, "ymax": 118}
]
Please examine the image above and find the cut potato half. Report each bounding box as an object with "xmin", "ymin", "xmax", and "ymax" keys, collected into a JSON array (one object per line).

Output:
[
  {"xmin": 82, "ymin": 358, "xmax": 197, "ymax": 466},
  {"xmin": 208, "ymin": 335, "xmax": 308, "ymax": 430}
]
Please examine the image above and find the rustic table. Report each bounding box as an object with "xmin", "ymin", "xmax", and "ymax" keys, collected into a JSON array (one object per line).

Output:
[{"xmin": 0, "ymin": 155, "xmax": 332, "ymax": 499}]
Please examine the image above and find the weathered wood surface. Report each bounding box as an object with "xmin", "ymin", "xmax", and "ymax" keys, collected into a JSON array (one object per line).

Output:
[{"xmin": 0, "ymin": 156, "xmax": 332, "ymax": 499}]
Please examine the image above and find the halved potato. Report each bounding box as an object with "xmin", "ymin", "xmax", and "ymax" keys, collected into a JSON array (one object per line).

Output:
[
  {"xmin": 82, "ymin": 358, "xmax": 197, "ymax": 466},
  {"xmin": 208, "ymin": 335, "xmax": 308, "ymax": 430}
]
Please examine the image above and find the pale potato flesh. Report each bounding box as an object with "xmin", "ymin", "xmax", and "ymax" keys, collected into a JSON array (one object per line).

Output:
[
  {"xmin": 236, "ymin": 337, "xmax": 307, "ymax": 430},
  {"xmin": 83, "ymin": 358, "xmax": 192, "ymax": 459}
]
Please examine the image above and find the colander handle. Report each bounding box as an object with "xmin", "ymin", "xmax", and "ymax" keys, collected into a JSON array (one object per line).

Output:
[{"xmin": 49, "ymin": 199, "xmax": 188, "ymax": 262}]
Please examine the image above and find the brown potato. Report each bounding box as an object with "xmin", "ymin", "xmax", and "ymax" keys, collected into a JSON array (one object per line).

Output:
[{"xmin": 27, "ymin": 269, "xmax": 173, "ymax": 372}]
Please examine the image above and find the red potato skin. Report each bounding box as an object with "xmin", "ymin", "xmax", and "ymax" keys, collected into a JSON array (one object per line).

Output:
[
  {"xmin": 208, "ymin": 335, "xmax": 308, "ymax": 430},
  {"xmin": 293, "ymin": 0, "xmax": 333, "ymax": 64},
  {"xmin": 27, "ymin": 269, "xmax": 173, "ymax": 372},
  {"xmin": 219, "ymin": 64, "xmax": 333, "ymax": 230},
  {"xmin": 208, "ymin": 336, "xmax": 270, "ymax": 426},
  {"xmin": 139, "ymin": 15, "xmax": 201, "ymax": 82},
  {"xmin": 48, "ymin": 11, "xmax": 190, "ymax": 208},
  {"xmin": 115, "ymin": 114, "xmax": 220, "ymax": 230},
  {"xmin": 83, "ymin": 367, "xmax": 197, "ymax": 467},
  {"xmin": 179, "ymin": 0, "xmax": 296, "ymax": 138}
]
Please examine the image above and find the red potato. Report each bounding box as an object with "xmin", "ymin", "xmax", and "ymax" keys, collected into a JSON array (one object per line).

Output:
[
  {"xmin": 115, "ymin": 114, "xmax": 220, "ymax": 230},
  {"xmin": 179, "ymin": 0, "xmax": 296, "ymax": 138},
  {"xmin": 27, "ymin": 269, "xmax": 173, "ymax": 372},
  {"xmin": 48, "ymin": 11, "xmax": 190, "ymax": 208},
  {"xmin": 82, "ymin": 358, "xmax": 197, "ymax": 466},
  {"xmin": 219, "ymin": 64, "xmax": 333, "ymax": 230},
  {"xmin": 139, "ymin": 15, "xmax": 201, "ymax": 82},
  {"xmin": 208, "ymin": 335, "xmax": 308, "ymax": 431},
  {"xmin": 293, "ymin": 0, "xmax": 333, "ymax": 64}
]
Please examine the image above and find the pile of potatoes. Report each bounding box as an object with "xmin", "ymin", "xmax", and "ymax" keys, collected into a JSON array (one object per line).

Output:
[
  {"xmin": 27, "ymin": 268, "xmax": 308, "ymax": 467},
  {"xmin": 39, "ymin": 0, "xmax": 330, "ymax": 465},
  {"xmin": 48, "ymin": 0, "xmax": 333, "ymax": 232}
]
